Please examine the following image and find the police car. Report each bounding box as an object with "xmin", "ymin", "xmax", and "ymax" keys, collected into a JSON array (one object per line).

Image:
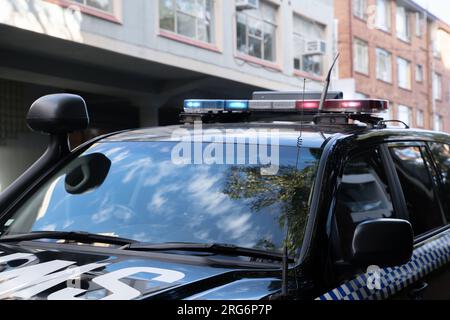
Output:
[{"xmin": 0, "ymin": 90, "xmax": 448, "ymax": 300}]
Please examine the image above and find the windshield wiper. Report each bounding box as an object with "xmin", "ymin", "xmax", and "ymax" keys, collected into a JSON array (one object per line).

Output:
[
  {"xmin": 124, "ymin": 242, "xmax": 294, "ymax": 263},
  {"xmin": 0, "ymin": 231, "xmax": 136, "ymax": 246}
]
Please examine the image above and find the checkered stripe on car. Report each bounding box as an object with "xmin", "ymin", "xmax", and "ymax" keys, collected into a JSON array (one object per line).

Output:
[{"xmin": 316, "ymin": 229, "xmax": 450, "ymax": 300}]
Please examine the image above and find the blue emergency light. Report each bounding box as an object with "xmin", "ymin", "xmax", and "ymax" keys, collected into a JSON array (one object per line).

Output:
[
  {"xmin": 184, "ymin": 100, "xmax": 225, "ymax": 112},
  {"xmin": 224, "ymin": 100, "xmax": 249, "ymax": 111}
]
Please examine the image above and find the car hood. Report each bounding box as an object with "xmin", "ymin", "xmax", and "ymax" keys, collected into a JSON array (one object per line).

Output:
[{"xmin": 0, "ymin": 242, "xmax": 282, "ymax": 300}]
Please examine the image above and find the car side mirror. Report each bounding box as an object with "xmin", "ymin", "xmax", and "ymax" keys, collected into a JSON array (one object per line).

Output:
[
  {"xmin": 351, "ymin": 218, "xmax": 413, "ymax": 268},
  {"xmin": 0, "ymin": 94, "xmax": 90, "ymax": 215},
  {"xmin": 26, "ymin": 93, "xmax": 89, "ymax": 135}
]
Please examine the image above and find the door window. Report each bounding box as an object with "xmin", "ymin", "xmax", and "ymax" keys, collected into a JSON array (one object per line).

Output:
[
  {"xmin": 428, "ymin": 143, "xmax": 450, "ymax": 220},
  {"xmin": 334, "ymin": 148, "xmax": 394, "ymax": 259},
  {"xmin": 389, "ymin": 146, "xmax": 444, "ymax": 235}
]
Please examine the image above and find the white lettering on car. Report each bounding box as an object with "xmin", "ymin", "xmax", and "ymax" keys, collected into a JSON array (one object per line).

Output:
[
  {"xmin": 0, "ymin": 252, "xmax": 186, "ymax": 300},
  {"xmin": 0, "ymin": 259, "xmax": 75, "ymax": 299},
  {"xmin": 14, "ymin": 262, "xmax": 109, "ymax": 299},
  {"xmin": 51, "ymin": 267, "xmax": 186, "ymax": 300},
  {"xmin": 93, "ymin": 267, "xmax": 185, "ymax": 300}
]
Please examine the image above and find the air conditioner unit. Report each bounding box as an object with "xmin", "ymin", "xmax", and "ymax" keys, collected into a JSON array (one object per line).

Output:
[
  {"xmin": 236, "ymin": 0, "xmax": 259, "ymax": 10},
  {"xmin": 305, "ymin": 40, "xmax": 327, "ymax": 55}
]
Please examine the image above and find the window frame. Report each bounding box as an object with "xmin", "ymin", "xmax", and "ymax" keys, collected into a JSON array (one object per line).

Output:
[
  {"xmin": 46, "ymin": 0, "xmax": 121, "ymax": 23},
  {"xmin": 376, "ymin": 0, "xmax": 391, "ymax": 32},
  {"xmin": 433, "ymin": 114, "xmax": 444, "ymax": 131},
  {"xmin": 426, "ymin": 142, "xmax": 450, "ymax": 223},
  {"xmin": 432, "ymin": 72, "xmax": 442, "ymax": 101},
  {"xmin": 415, "ymin": 64, "xmax": 423, "ymax": 83},
  {"xmin": 396, "ymin": 5, "xmax": 410, "ymax": 42},
  {"xmin": 292, "ymin": 14, "xmax": 326, "ymax": 77},
  {"xmin": 397, "ymin": 57, "xmax": 412, "ymax": 90},
  {"xmin": 415, "ymin": 11, "xmax": 423, "ymax": 37},
  {"xmin": 375, "ymin": 47, "xmax": 392, "ymax": 83},
  {"xmin": 397, "ymin": 104, "xmax": 412, "ymax": 126},
  {"xmin": 323, "ymin": 135, "xmax": 450, "ymax": 280},
  {"xmin": 158, "ymin": 0, "xmax": 218, "ymax": 49},
  {"xmin": 353, "ymin": 37, "xmax": 369, "ymax": 75},
  {"xmin": 386, "ymin": 141, "xmax": 448, "ymax": 240},
  {"xmin": 328, "ymin": 144, "xmax": 409, "ymax": 263},
  {"xmin": 416, "ymin": 109, "xmax": 424, "ymax": 128},
  {"xmin": 353, "ymin": 0, "xmax": 367, "ymax": 20},
  {"xmin": 235, "ymin": 1, "xmax": 279, "ymax": 64}
]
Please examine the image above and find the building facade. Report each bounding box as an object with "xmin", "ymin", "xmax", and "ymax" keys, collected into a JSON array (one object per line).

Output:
[
  {"xmin": 335, "ymin": 0, "xmax": 450, "ymax": 131},
  {"xmin": 0, "ymin": 0, "xmax": 335, "ymax": 190}
]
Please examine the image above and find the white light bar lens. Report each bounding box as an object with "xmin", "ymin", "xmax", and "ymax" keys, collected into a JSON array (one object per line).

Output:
[
  {"xmin": 272, "ymin": 100, "xmax": 296, "ymax": 110},
  {"xmin": 249, "ymin": 100, "xmax": 272, "ymax": 110}
]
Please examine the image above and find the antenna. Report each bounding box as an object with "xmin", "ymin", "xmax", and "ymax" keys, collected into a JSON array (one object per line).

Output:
[
  {"xmin": 319, "ymin": 53, "xmax": 340, "ymax": 111},
  {"xmin": 280, "ymin": 78, "xmax": 307, "ymax": 298}
]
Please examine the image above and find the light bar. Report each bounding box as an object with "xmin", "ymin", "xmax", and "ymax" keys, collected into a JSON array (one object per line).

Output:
[
  {"xmin": 184, "ymin": 100, "xmax": 225, "ymax": 113},
  {"xmin": 184, "ymin": 98, "xmax": 389, "ymax": 114}
]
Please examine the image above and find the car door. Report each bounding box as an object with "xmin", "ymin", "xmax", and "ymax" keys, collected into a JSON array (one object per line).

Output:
[
  {"xmin": 420, "ymin": 142, "xmax": 450, "ymax": 300},
  {"xmin": 318, "ymin": 142, "xmax": 449, "ymax": 300},
  {"xmin": 319, "ymin": 145, "xmax": 405, "ymax": 300},
  {"xmin": 386, "ymin": 142, "xmax": 449, "ymax": 300}
]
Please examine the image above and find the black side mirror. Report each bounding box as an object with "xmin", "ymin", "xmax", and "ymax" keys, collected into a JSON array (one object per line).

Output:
[
  {"xmin": 65, "ymin": 153, "xmax": 111, "ymax": 195},
  {"xmin": 0, "ymin": 94, "xmax": 90, "ymax": 215},
  {"xmin": 351, "ymin": 218, "xmax": 413, "ymax": 268},
  {"xmin": 26, "ymin": 94, "xmax": 89, "ymax": 134}
]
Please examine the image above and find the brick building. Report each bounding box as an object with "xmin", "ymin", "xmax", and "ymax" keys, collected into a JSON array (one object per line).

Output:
[{"xmin": 335, "ymin": 0, "xmax": 450, "ymax": 131}]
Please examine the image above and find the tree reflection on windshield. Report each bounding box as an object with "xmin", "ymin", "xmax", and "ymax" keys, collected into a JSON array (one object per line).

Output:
[{"xmin": 223, "ymin": 161, "xmax": 319, "ymax": 255}]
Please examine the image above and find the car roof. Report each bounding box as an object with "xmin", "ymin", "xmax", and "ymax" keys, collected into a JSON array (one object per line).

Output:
[
  {"xmin": 100, "ymin": 122, "xmax": 450, "ymax": 149},
  {"xmin": 100, "ymin": 122, "xmax": 356, "ymax": 149}
]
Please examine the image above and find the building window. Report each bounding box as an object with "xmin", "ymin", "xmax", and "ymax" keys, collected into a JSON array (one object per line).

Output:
[
  {"xmin": 434, "ymin": 114, "xmax": 443, "ymax": 131},
  {"xmin": 433, "ymin": 72, "xmax": 442, "ymax": 100},
  {"xmin": 376, "ymin": 0, "xmax": 391, "ymax": 31},
  {"xmin": 448, "ymin": 84, "xmax": 450, "ymax": 103},
  {"xmin": 432, "ymin": 28, "xmax": 442, "ymax": 58},
  {"xmin": 415, "ymin": 64, "xmax": 423, "ymax": 82},
  {"xmin": 416, "ymin": 109, "xmax": 424, "ymax": 127},
  {"xmin": 397, "ymin": 57, "xmax": 411, "ymax": 90},
  {"xmin": 415, "ymin": 12, "xmax": 424, "ymax": 37},
  {"xmin": 353, "ymin": 38, "xmax": 369, "ymax": 74},
  {"xmin": 398, "ymin": 105, "xmax": 412, "ymax": 126},
  {"xmin": 376, "ymin": 48, "xmax": 392, "ymax": 82},
  {"xmin": 159, "ymin": 0, "xmax": 215, "ymax": 44},
  {"xmin": 355, "ymin": 92, "xmax": 369, "ymax": 99},
  {"xmin": 293, "ymin": 15, "xmax": 326, "ymax": 76},
  {"xmin": 396, "ymin": 5, "xmax": 410, "ymax": 42},
  {"xmin": 236, "ymin": 1, "xmax": 278, "ymax": 62},
  {"xmin": 374, "ymin": 101, "xmax": 391, "ymax": 120},
  {"xmin": 72, "ymin": 0, "xmax": 114, "ymax": 13},
  {"xmin": 353, "ymin": 0, "xmax": 367, "ymax": 20}
]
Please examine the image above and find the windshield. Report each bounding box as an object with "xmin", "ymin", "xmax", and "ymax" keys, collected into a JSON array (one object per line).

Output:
[{"xmin": 0, "ymin": 141, "xmax": 320, "ymax": 256}]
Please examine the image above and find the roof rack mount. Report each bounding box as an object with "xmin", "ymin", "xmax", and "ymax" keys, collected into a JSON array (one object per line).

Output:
[{"xmin": 180, "ymin": 111, "xmax": 384, "ymax": 127}]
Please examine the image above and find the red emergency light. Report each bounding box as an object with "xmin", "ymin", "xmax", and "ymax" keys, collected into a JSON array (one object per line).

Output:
[{"xmin": 295, "ymin": 99, "xmax": 388, "ymax": 113}]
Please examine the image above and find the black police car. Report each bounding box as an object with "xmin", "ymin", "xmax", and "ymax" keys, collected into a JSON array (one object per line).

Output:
[{"xmin": 0, "ymin": 91, "xmax": 448, "ymax": 300}]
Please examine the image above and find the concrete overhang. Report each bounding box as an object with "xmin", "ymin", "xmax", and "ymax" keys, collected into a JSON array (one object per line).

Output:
[{"xmin": 0, "ymin": 24, "xmax": 265, "ymax": 100}]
